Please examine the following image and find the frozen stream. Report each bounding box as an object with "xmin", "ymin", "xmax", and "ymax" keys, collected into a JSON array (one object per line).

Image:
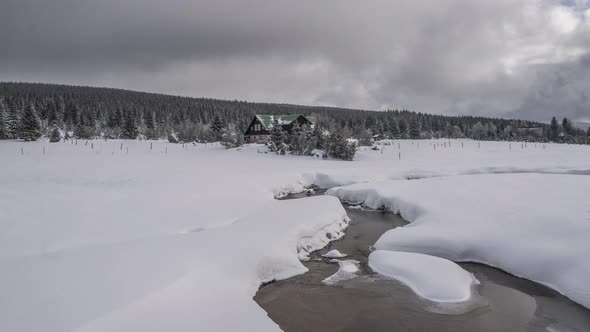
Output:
[{"xmin": 255, "ymin": 193, "xmax": 590, "ymax": 332}]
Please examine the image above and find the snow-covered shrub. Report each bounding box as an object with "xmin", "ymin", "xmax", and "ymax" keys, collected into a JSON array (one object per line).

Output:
[
  {"xmin": 220, "ymin": 124, "xmax": 244, "ymax": 149},
  {"xmin": 167, "ymin": 132, "xmax": 179, "ymax": 143},
  {"xmin": 49, "ymin": 126, "xmax": 61, "ymax": 143}
]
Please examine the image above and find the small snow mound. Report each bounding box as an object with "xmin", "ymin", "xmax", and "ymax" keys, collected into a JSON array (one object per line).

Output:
[
  {"xmin": 310, "ymin": 149, "xmax": 325, "ymax": 158},
  {"xmin": 322, "ymin": 249, "xmax": 347, "ymax": 258},
  {"xmin": 369, "ymin": 250, "xmax": 478, "ymax": 303},
  {"xmin": 322, "ymin": 260, "xmax": 360, "ymax": 285}
]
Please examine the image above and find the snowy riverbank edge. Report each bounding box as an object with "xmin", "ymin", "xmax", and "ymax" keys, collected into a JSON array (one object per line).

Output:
[
  {"xmin": 326, "ymin": 173, "xmax": 590, "ymax": 309},
  {"xmin": 1, "ymin": 195, "xmax": 349, "ymax": 332}
]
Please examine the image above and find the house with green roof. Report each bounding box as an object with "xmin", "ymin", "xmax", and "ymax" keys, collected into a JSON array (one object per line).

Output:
[{"xmin": 244, "ymin": 114, "xmax": 316, "ymax": 142}]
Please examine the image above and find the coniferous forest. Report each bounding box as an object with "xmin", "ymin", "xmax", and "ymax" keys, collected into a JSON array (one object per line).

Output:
[{"xmin": 1, "ymin": 82, "xmax": 589, "ymax": 146}]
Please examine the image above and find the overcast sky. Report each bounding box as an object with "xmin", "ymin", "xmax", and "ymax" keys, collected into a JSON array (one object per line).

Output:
[{"xmin": 1, "ymin": 0, "xmax": 589, "ymax": 122}]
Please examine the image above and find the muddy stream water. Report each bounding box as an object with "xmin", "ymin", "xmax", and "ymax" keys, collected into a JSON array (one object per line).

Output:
[{"xmin": 254, "ymin": 192, "xmax": 590, "ymax": 332}]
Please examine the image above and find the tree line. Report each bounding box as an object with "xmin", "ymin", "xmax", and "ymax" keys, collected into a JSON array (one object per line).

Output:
[{"xmin": 1, "ymin": 82, "xmax": 589, "ymax": 146}]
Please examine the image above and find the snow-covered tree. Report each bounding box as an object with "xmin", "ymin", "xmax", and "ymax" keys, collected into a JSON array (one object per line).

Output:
[
  {"xmin": 120, "ymin": 112, "xmax": 139, "ymax": 139},
  {"xmin": 550, "ymin": 116, "xmax": 559, "ymax": 141},
  {"xmin": 74, "ymin": 109, "xmax": 96, "ymax": 139},
  {"xmin": 288, "ymin": 122, "xmax": 306, "ymax": 154},
  {"xmin": 0, "ymin": 101, "xmax": 6, "ymax": 139},
  {"xmin": 409, "ymin": 119, "xmax": 421, "ymax": 139},
  {"xmin": 501, "ymin": 125, "xmax": 512, "ymax": 139},
  {"xmin": 19, "ymin": 103, "xmax": 42, "ymax": 141},
  {"xmin": 471, "ymin": 122, "xmax": 486, "ymax": 140},
  {"xmin": 451, "ymin": 125, "xmax": 464, "ymax": 138},
  {"xmin": 357, "ymin": 129, "xmax": 373, "ymax": 146},
  {"xmin": 390, "ymin": 120, "xmax": 401, "ymax": 138},
  {"xmin": 220, "ymin": 124, "xmax": 244, "ymax": 149},
  {"xmin": 210, "ymin": 114, "xmax": 223, "ymax": 141},
  {"xmin": 49, "ymin": 126, "xmax": 61, "ymax": 143},
  {"xmin": 486, "ymin": 122, "xmax": 498, "ymax": 139},
  {"xmin": 398, "ymin": 118, "xmax": 408, "ymax": 137},
  {"xmin": 562, "ymin": 117, "xmax": 572, "ymax": 135},
  {"xmin": 326, "ymin": 128, "xmax": 356, "ymax": 161},
  {"xmin": 144, "ymin": 111, "xmax": 157, "ymax": 139},
  {"xmin": 269, "ymin": 121, "xmax": 288, "ymax": 154},
  {"xmin": 167, "ymin": 132, "xmax": 179, "ymax": 143},
  {"xmin": 5, "ymin": 101, "xmax": 20, "ymax": 139},
  {"xmin": 46, "ymin": 101, "xmax": 59, "ymax": 127}
]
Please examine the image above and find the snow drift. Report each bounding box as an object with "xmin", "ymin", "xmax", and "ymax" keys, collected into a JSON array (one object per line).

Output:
[
  {"xmin": 369, "ymin": 250, "xmax": 477, "ymax": 303},
  {"xmin": 328, "ymin": 173, "xmax": 590, "ymax": 309}
]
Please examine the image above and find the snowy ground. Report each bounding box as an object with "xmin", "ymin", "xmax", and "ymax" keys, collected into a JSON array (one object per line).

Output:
[
  {"xmin": 1, "ymin": 139, "xmax": 590, "ymax": 331},
  {"xmin": 329, "ymin": 173, "xmax": 590, "ymax": 308}
]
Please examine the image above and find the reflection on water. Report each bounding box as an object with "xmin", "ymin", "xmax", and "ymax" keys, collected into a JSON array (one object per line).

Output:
[{"xmin": 255, "ymin": 204, "xmax": 590, "ymax": 332}]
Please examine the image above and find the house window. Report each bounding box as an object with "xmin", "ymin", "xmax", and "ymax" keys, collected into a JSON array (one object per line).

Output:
[{"xmin": 254, "ymin": 124, "xmax": 261, "ymax": 131}]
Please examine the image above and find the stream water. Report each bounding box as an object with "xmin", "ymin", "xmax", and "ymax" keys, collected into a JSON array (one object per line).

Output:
[{"xmin": 255, "ymin": 194, "xmax": 590, "ymax": 332}]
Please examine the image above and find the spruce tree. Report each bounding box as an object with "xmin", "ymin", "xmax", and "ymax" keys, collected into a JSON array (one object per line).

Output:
[
  {"xmin": 409, "ymin": 119, "xmax": 421, "ymax": 139},
  {"xmin": 289, "ymin": 122, "xmax": 308, "ymax": 155},
  {"xmin": 0, "ymin": 101, "xmax": 6, "ymax": 139},
  {"xmin": 220, "ymin": 124, "xmax": 244, "ymax": 149},
  {"xmin": 47, "ymin": 100, "xmax": 59, "ymax": 126},
  {"xmin": 270, "ymin": 121, "xmax": 287, "ymax": 153},
  {"xmin": 64, "ymin": 102, "xmax": 79, "ymax": 131},
  {"xmin": 357, "ymin": 129, "xmax": 373, "ymax": 146},
  {"xmin": 74, "ymin": 109, "xmax": 96, "ymax": 139},
  {"xmin": 550, "ymin": 116, "xmax": 559, "ymax": 141},
  {"xmin": 121, "ymin": 112, "xmax": 139, "ymax": 139},
  {"xmin": 19, "ymin": 103, "xmax": 42, "ymax": 141},
  {"xmin": 398, "ymin": 118, "xmax": 408, "ymax": 137},
  {"xmin": 562, "ymin": 117, "xmax": 571, "ymax": 135},
  {"xmin": 55, "ymin": 97, "xmax": 65, "ymax": 126},
  {"xmin": 311, "ymin": 124, "xmax": 325, "ymax": 150},
  {"xmin": 145, "ymin": 111, "xmax": 157, "ymax": 139},
  {"xmin": 5, "ymin": 101, "xmax": 20, "ymax": 139},
  {"xmin": 326, "ymin": 128, "xmax": 355, "ymax": 161},
  {"xmin": 390, "ymin": 120, "xmax": 401, "ymax": 138},
  {"xmin": 0, "ymin": 99, "xmax": 8, "ymax": 139},
  {"xmin": 471, "ymin": 122, "xmax": 486, "ymax": 140},
  {"xmin": 49, "ymin": 126, "xmax": 61, "ymax": 143},
  {"xmin": 210, "ymin": 114, "xmax": 223, "ymax": 140},
  {"xmin": 107, "ymin": 108, "xmax": 123, "ymax": 128}
]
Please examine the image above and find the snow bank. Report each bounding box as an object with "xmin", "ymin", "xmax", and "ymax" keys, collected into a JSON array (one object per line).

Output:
[
  {"xmin": 329, "ymin": 173, "xmax": 590, "ymax": 309},
  {"xmin": 75, "ymin": 196, "xmax": 348, "ymax": 332},
  {"xmin": 1, "ymin": 195, "xmax": 348, "ymax": 332},
  {"xmin": 369, "ymin": 250, "xmax": 477, "ymax": 303}
]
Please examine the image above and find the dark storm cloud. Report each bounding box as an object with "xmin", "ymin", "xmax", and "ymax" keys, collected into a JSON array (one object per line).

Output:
[
  {"xmin": 510, "ymin": 55, "xmax": 590, "ymax": 121},
  {"xmin": 1, "ymin": 0, "xmax": 589, "ymax": 121}
]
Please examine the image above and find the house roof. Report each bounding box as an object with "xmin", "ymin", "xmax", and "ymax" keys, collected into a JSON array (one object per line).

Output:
[{"xmin": 255, "ymin": 114, "xmax": 316, "ymax": 129}]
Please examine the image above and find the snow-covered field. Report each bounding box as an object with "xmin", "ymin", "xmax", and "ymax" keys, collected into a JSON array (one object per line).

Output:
[{"xmin": 1, "ymin": 139, "xmax": 589, "ymax": 331}]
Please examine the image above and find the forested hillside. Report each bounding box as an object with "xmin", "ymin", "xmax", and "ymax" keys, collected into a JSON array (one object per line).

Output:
[{"xmin": 0, "ymin": 82, "xmax": 588, "ymax": 144}]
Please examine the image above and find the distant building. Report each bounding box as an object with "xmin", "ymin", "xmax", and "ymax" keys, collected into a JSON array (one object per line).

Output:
[{"xmin": 244, "ymin": 114, "xmax": 316, "ymax": 142}]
